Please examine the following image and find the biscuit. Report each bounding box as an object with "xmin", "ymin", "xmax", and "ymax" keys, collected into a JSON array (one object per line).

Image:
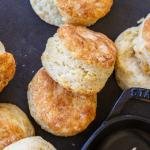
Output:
[
  {"xmin": 0, "ymin": 41, "xmax": 5, "ymax": 52},
  {"xmin": 115, "ymin": 14, "xmax": 150, "ymax": 89},
  {"xmin": 4, "ymin": 136, "xmax": 56, "ymax": 150},
  {"xmin": 28, "ymin": 68, "xmax": 97, "ymax": 137},
  {"xmin": 30, "ymin": 0, "xmax": 113, "ymax": 26},
  {"xmin": 42, "ymin": 24, "xmax": 116, "ymax": 94},
  {"xmin": 0, "ymin": 42, "xmax": 16, "ymax": 92},
  {"xmin": 0, "ymin": 103, "xmax": 35, "ymax": 150}
]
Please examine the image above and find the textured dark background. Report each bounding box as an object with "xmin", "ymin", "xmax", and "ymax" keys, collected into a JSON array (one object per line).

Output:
[{"xmin": 0, "ymin": 0, "xmax": 149, "ymax": 149}]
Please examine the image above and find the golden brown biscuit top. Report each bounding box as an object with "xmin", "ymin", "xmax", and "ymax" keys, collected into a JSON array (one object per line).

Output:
[
  {"xmin": 58, "ymin": 24, "xmax": 116, "ymax": 68},
  {"xmin": 141, "ymin": 16, "xmax": 150, "ymax": 74},
  {"xmin": 56, "ymin": 0, "xmax": 113, "ymax": 25},
  {"xmin": 134, "ymin": 14, "xmax": 150, "ymax": 75},
  {"xmin": 0, "ymin": 121, "xmax": 24, "ymax": 150},
  {"xmin": 0, "ymin": 52, "xmax": 16, "ymax": 92},
  {"xmin": 0, "ymin": 104, "xmax": 34, "ymax": 150},
  {"xmin": 28, "ymin": 68, "xmax": 96, "ymax": 136},
  {"xmin": 141, "ymin": 15, "xmax": 150, "ymax": 49}
]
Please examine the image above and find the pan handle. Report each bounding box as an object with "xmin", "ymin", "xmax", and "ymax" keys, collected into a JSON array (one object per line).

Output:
[{"xmin": 106, "ymin": 88, "xmax": 150, "ymax": 120}]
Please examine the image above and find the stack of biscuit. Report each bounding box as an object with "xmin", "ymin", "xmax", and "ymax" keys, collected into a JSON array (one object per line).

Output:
[
  {"xmin": 28, "ymin": 0, "xmax": 117, "ymax": 137},
  {"xmin": 115, "ymin": 13, "xmax": 150, "ymax": 90},
  {"xmin": 27, "ymin": 24, "xmax": 117, "ymax": 137},
  {"xmin": 1, "ymin": 1, "xmax": 150, "ymax": 149}
]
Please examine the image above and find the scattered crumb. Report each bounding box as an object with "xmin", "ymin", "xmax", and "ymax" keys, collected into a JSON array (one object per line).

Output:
[
  {"xmin": 32, "ymin": 70, "xmax": 35, "ymax": 73},
  {"xmin": 24, "ymin": 54, "xmax": 28, "ymax": 57},
  {"xmin": 71, "ymin": 143, "xmax": 76, "ymax": 147},
  {"xmin": 22, "ymin": 64, "xmax": 26, "ymax": 67},
  {"xmin": 137, "ymin": 17, "xmax": 144, "ymax": 24}
]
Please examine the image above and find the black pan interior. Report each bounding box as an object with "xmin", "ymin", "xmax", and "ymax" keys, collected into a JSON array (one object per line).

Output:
[{"xmin": 87, "ymin": 118, "xmax": 150, "ymax": 150}]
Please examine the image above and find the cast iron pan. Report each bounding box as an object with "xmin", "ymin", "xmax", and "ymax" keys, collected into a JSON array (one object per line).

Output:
[
  {"xmin": 0, "ymin": 0, "xmax": 150, "ymax": 150},
  {"xmin": 82, "ymin": 88, "xmax": 150, "ymax": 150}
]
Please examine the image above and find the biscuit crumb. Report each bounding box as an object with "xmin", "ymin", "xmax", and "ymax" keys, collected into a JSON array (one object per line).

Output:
[
  {"xmin": 22, "ymin": 64, "xmax": 26, "ymax": 67},
  {"xmin": 71, "ymin": 143, "xmax": 75, "ymax": 147},
  {"xmin": 137, "ymin": 17, "xmax": 144, "ymax": 24}
]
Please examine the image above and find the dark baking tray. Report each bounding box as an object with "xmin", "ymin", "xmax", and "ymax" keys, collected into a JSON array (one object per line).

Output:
[{"xmin": 0, "ymin": 0, "xmax": 149, "ymax": 150}]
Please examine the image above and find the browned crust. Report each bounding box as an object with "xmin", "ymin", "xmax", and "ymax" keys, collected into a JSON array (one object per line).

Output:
[
  {"xmin": 58, "ymin": 24, "xmax": 116, "ymax": 68},
  {"xmin": 28, "ymin": 68, "xmax": 97, "ymax": 136},
  {"xmin": 57, "ymin": 0, "xmax": 113, "ymax": 25},
  {"xmin": 0, "ymin": 52, "xmax": 16, "ymax": 92},
  {"xmin": 0, "ymin": 104, "xmax": 35, "ymax": 150},
  {"xmin": 142, "ymin": 17, "xmax": 150, "ymax": 49}
]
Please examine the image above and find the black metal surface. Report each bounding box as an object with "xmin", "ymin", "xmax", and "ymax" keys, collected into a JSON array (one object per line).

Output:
[
  {"xmin": 107, "ymin": 88, "xmax": 150, "ymax": 120},
  {"xmin": 82, "ymin": 117, "xmax": 150, "ymax": 150},
  {"xmin": 99, "ymin": 129, "xmax": 150, "ymax": 150},
  {"xmin": 0, "ymin": 0, "xmax": 149, "ymax": 150},
  {"xmin": 82, "ymin": 88, "xmax": 150, "ymax": 150}
]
